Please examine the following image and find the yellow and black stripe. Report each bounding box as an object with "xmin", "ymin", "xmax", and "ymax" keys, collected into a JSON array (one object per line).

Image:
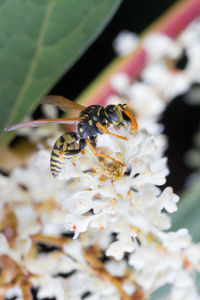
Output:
[{"xmin": 50, "ymin": 132, "xmax": 79, "ymax": 177}]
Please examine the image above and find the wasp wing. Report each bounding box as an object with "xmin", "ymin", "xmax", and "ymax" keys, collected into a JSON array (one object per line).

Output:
[
  {"xmin": 5, "ymin": 117, "xmax": 82, "ymax": 132},
  {"xmin": 41, "ymin": 95, "xmax": 85, "ymax": 115}
]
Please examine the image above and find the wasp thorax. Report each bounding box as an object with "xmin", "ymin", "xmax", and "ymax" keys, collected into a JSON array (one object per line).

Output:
[{"xmin": 78, "ymin": 120, "xmax": 98, "ymax": 139}]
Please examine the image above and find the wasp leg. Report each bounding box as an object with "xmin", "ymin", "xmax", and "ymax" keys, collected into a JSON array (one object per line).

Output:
[
  {"xmin": 79, "ymin": 138, "xmax": 86, "ymax": 154},
  {"xmin": 96, "ymin": 122, "xmax": 127, "ymax": 140},
  {"xmin": 59, "ymin": 149, "xmax": 81, "ymax": 159},
  {"xmin": 85, "ymin": 138, "xmax": 125, "ymax": 167},
  {"xmin": 89, "ymin": 136, "xmax": 97, "ymax": 148},
  {"xmin": 118, "ymin": 106, "xmax": 138, "ymax": 131}
]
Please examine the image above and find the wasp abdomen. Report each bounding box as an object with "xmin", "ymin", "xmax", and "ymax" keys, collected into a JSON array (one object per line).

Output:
[{"xmin": 50, "ymin": 132, "xmax": 80, "ymax": 177}]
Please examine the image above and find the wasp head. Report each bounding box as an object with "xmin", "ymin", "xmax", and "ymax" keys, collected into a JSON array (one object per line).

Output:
[{"xmin": 104, "ymin": 105, "xmax": 124, "ymax": 127}]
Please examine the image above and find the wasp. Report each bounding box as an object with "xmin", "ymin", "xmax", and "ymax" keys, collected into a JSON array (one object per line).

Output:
[{"xmin": 5, "ymin": 96, "xmax": 138, "ymax": 177}]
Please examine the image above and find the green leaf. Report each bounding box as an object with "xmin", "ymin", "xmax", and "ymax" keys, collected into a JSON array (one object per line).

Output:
[
  {"xmin": 171, "ymin": 174, "xmax": 200, "ymax": 242},
  {"xmin": 0, "ymin": 0, "xmax": 121, "ymax": 145}
]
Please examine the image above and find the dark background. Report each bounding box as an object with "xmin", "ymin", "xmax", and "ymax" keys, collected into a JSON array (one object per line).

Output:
[{"xmin": 49, "ymin": 0, "xmax": 200, "ymax": 193}]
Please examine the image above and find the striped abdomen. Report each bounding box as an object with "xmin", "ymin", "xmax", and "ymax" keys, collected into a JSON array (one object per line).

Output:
[{"xmin": 50, "ymin": 132, "xmax": 80, "ymax": 177}]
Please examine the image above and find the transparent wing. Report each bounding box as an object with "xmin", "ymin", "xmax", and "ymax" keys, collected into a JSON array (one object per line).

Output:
[
  {"xmin": 4, "ymin": 117, "xmax": 82, "ymax": 132},
  {"xmin": 41, "ymin": 95, "xmax": 85, "ymax": 115}
]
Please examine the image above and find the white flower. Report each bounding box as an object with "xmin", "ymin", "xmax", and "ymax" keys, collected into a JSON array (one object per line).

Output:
[
  {"xmin": 106, "ymin": 233, "xmax": 135, "ymax": 260},
  {"xmin": 126, "ymin": 81, "xmax": 165, "ymax": 118},
  {"xmin": 27, "ymin": 252, "xmax": 77, "ymax": 276},
  {"xmin": 113, "ymin": 31, "xmax": 138, "ymax": 56},
  {"xmin": 65, "ymin": 213, "xmax": 99, "ymax": 239},
  {"xmin": 142, "ymin": 61, "xmax": 190, "ymax": 99},
  {"xmin": 5, "ymin": 286, "xmax": 23, "ymax": 300},
  {"xmin": 156, "ymin": 229, "xmax": 191, "ymax": 253},
  {"xmin": 59, "ymin": 125, "xmax": 178, "ymax": 266},
  {"xmin": 185, "ymin": 43, "xmax": 200, "ymax": 83},
  {"xmin": 158, "ymin": 187, "xmax": 179, "ymax": 213},
  {"xmin": 128, "ymin": 228, "xmax": 200, "ymax": 294},
  {"xmin": 15, "ymin": 205, "xmax": 41, "ymax": 238},
  {"xmin": 110, "ymin": 72, "xmax": 130, "ymax": 94},
  {"xmin": 2, "ymin": 17, "xmax": 200, "ymax": 300},
  {"xmin": 167, "ymin": 274, "xmax": 199, "ymax": 300},
  {"xmin": 143, "ymin": 33, "xmax": 181, "ymax": 61},
  {"xmin": 105, "ymin": 259, "xmax": 127, "ymax": 277},
  {"xmin": 0, "ymin": 233, "xmax": 10, "ymax": 254},
  {"xmin": 108, "ymin": 80, "xmax": 166, "ymax": 135},
  {"xmin": 184, "ymin": 243, "xmax": 200, "ymax": 266},
  {"xmin": 10, "ymin": 150, "xmax": 60, "ymax": 203},
  {"xmin": 33, "ymin": 276, "xmax": 65, "ymax": 300},
  {"xmin": 178, "ymin": 18, "xmax": 200, "ymax": 47}
]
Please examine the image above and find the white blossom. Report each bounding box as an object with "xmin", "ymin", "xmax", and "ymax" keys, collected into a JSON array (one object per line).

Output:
[
  {"xmin": 142, "ymin": 61, "xmax": 190, "ymax": 99},
  {"xmin": 143, "ymin": 33, "xmax": 181, "ymax": 61},
  {"xmin": 113, "ymin": 31, "xmax": 138, "ymax": 56},
  {"xmin": 110, "ymin": 72, "xmax": 130, "ymax": 94},
  {"xmin": 1, "ymin": 17, "xmax": 200, "ymax": 300}
]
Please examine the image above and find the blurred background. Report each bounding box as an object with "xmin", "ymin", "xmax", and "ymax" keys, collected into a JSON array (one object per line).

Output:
[{"xmin": 50, "ymin": 0, "xmax": 177, "ymax": 99}]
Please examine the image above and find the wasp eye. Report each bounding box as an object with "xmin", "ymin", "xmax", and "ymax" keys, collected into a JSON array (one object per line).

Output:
[{"xmin": 105, "ymin": 105, "xmax": 118, "ymax": 121}]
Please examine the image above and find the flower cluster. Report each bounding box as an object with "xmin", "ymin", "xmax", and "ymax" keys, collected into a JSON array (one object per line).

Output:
[
  {"xmin": 111, "ymin": 18, "xmax": 200, "ymax": 134},
  {"xmin": 1, "ymin": 18, "xmax": 200, "ymax": 300}
]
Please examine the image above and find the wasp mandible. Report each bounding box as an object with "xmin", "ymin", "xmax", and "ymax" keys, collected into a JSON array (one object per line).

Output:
[{"xmin": 5, "ymin": 96, "xmax": 138, "ymax": 177}]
